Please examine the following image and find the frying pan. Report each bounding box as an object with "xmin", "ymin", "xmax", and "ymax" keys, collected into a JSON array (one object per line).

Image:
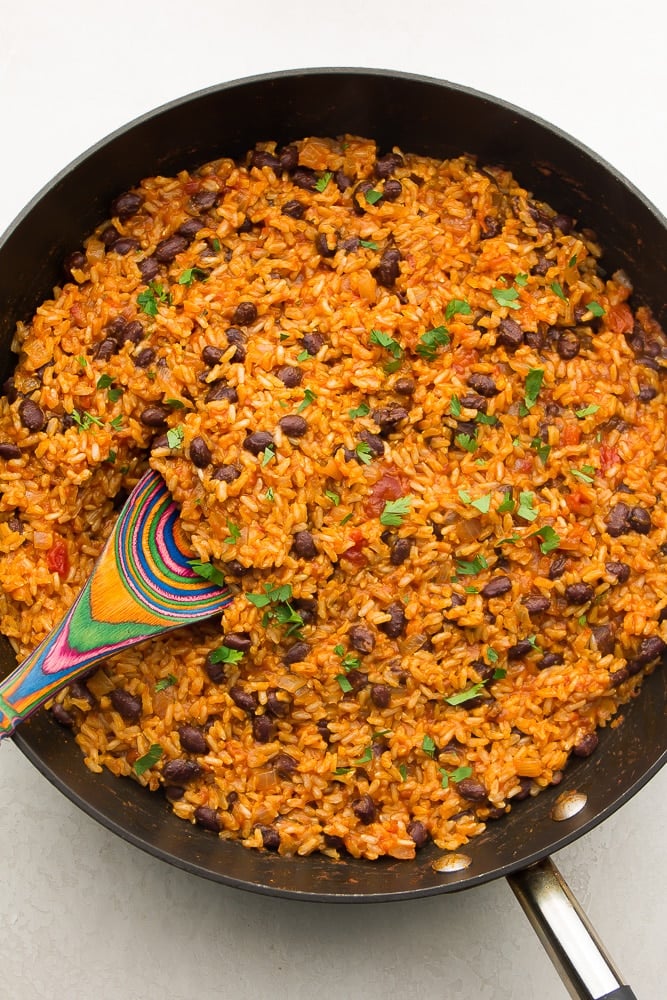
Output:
[{"xmin": 1, "ymin": 69, "xmax": 665, "ymax": 999}]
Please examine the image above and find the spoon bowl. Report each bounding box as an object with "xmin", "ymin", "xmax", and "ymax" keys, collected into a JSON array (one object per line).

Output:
[{"xmin": 0, "ymin": 469, "xmax": 231, "ymax": 738}]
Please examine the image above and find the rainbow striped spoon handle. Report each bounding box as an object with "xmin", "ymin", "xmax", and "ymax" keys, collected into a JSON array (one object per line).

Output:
[{"xmin": 0, "ymin": 469, "xmax": 232, "ymax": 739}]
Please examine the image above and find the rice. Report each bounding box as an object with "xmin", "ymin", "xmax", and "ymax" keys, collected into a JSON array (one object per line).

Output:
[{"xmin": 1, "ymin": 134, "xmax": 666, "ymax": 860}]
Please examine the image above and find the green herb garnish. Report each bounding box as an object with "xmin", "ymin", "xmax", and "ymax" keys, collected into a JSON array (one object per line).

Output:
[
  {"xmin": 71, "ymin": 409, "xmax": 104, "ymax": 432},
  {"xmin": 492, "ymin": 287, "xmax": 521, "ymax": 310},
  {"xmin": 355, "ymin": 441, "xmax": 373, "ymax": 465},
  {"xmin": 523, "ymin": 368, "xmax": 544, "ymax": 412},
  {"xmin": 380, "ymin": 496, "xmax": 412, "ymax": 527},
  {"xmin": 531, "ymin": 437, "xmax": 551, "ymax": 464},
  {"xmin": 529, "ymin": 525, "xmax": 561, "ymax": 553},
  {"xmin": 137, "ymin": 281, "xmax": 170, "ymax": 317},
  {"xmin": 296, "ymin": 350, "xmax": 310, "ymax": 362},
  {"xmin": 587, "ymin": 301, "xmax": 605, "ymax": 317},
  {"xmin": 486, "ymin": 647, "xmax": 499, "ymax": 663},
  {"xmin": 445, "ymin": 683, "xmax": 484, "ymax": 706},
  {"xmin": 336, "ymin": 674, "xmax": 353, "ymax": 693},
  {"xmin": 155, "ymin": 674, "xmax": 177, "ymax": 692},
  {"xmin": 476, "ymin": 412, "xmax": 499, "ymax": 426},
  {"xmin": 297, "ymin": 388, "xmax": 317, "ymax": 413},
  {"xmin": 314, "ymin": 171, "xmax": 332, "ymax": 193},
  {"xmin": 353, "ymin": 747, "xmax": 373, "ymax": 765},
  {"xmin": 261, "ymin": 445, "xmax": 275, "ymax": 467},
  {"xmin": 96, "ymin": 374, "xmax": 113, "ymax": 390},
  {"xmin": 574, "ymin": 404, "xmax": 600, "ymax": 419},
  {"xmin": 349, "ymin": 402, "xmax": 370, "ymax": 419},
  {"xmin": 360, "ymin": 239, "xmax": 379, "ymax": 250},
  {"xmin": 398, "ymin": 763, "xmax": 408, "ymax": 781},
  {"xmin": 455, "ymin": 432, "xmax": 477, "ymax": 453},
  {"xmin": 445, "ymin": 298, "xmax": 472, "ymax": 321},
  {"xmin": 514, "ymin": 273, "xmax": 528, "ymax": 287},
  {"xmin": 455, "ymin": 554, "xmax": 488, "ymax": 576},
  {"xmin": 369, "ymin": 328, "xmax": 402, "ymax": 359},
  {"xmin": 189, "ymin": 560, "xmax": 226, "ymax": 586},
  {"xmin": 440, "ymin": 765, "xmax": 473, "ymax": 788},
  {"xmin": 178, "ymin": 267, "xmax": 209, "ymax": 286},
  {"xmin": 365, "ymin": 189, "xmax": 383, "ymax": 205},
  {"xmin": 421, "ymin": 735, "xmax": 436, "ymax": 758},
  {"xmin": 416, "ymin": 326, "xmax": 450, "ymax": 361},
  {"xmin": 325, "ymin": 490, "xmax": 340, "ymax": 505},
  {"xmin": 571, "ymin": 467, "xmax": 595, "ymax": 484},
  {"xmin": 550, "ymin": 281, "xmax": 568, "ymax": 301},
  {"xmin": 225, "ymin": 519, "xmax": 241, "ymax": 544},
  {"xmin": 208, "ymin": 645, "xmax": 244, "ymax": 665},
  {"xmin": 449, "ymin": 395, "xmax": 462, "ymax": 418},
  {"xmin": 497, "ymin": 492, "xmax": 515, "ymax": 514},
  {"xmin": 517, "ymin": 491, "xmax": 538, "ymax": 522},
  {"xmin": 166, "ymin": 426, "xmax": 184, "ymax": 449},
  {"xmin": 470, "ymin": 494, "xmax": 491, "ymax": 514},
  {"xmin": 134, "ymin": 744, "xmax": 163, "ymax": 776}
]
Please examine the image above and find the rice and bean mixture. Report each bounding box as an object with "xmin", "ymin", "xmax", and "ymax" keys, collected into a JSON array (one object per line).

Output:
[{"xmin": 1, "ymin": 135, "xmax": 666, "ymax": 860}]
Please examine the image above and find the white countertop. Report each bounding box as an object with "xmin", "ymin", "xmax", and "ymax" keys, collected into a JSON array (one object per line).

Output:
[{"xmin": 1, "ymin": 3, "xmax": 666, "ymax": 998}]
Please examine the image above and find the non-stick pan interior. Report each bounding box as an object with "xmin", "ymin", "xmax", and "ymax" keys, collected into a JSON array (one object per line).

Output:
[{"xmin": 3, "ymin": 69, "xmax": 667, "ymax": 899}]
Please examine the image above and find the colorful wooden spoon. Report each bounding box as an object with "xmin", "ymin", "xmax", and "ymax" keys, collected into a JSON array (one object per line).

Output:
[{"xmin": 0, "ymin": 469, "xmax": 232, "ymax": 739}]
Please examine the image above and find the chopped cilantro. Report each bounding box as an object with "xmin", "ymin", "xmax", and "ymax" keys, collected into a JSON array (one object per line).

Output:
[
  {"xmin": 189, "ymin": 560, "xmax": 226, "ymax": 586},
  {"xmin": 166, "ymin": 426, "xmax": 184, "ymax": 449},
  {"xmin": 165, "ymin": 398, "xmax": 185, "ymax": 409},
  {"xmin": 77, "ymin": 356, "xmax": 87, "ymax": 368},
  {"xmin": 493, "ymin": 668, "xmax": 507, "ymax": 680},
  {"xmin": 369, "ymin": 328, "xmax": 402, "ymax": 359},
  {"xmin": 568, "ymin": 255, "xmax": 578, "ymax": 268},
  {"xmin": 574, "ymin": 404, "xmax": 600, "ymax": 419},
  {"xmin": 517, "ymin": 491, "xmax": 538, "ymax": 522},
  {"xmin": 492, "ymin": 286, "xmax": 521, "ymax": 310},
  {"xmin": 109, "ymin": 415, "xmax": 123, "ymax": 432},
  {"xmin": 497, "ymin": 492, "xmax": 515, "ymax": 514},
  {"xmin": 445, "ymin": 683, "xmax": 484, "ymax": 706},
  {"xmin": 476, "ymin": 412, "xmax": 499, "ymax": 426},
  {"xmin": 587, "ymin": 301, "xmax": 605, "ymax": 318},
  {"xmin": 225, "ymin": 519, "xmax": 241, "ymax": 544},
  {"xmin": 349, "ymin": 402, "xmax": 370, "ymax": 419},
  {"xmin": 416, "ymin": 325, "xmax": 450, "ymax": 361},
  {"xmin": 449, "ymin": 395, "xmax": 462, "ymax": 418},
  {"xmin": 398, "ymin": 764, "xmax": 408, "ymax": 781},
  {"xmin": 486, "ymin": 647, "xmax": 499, "ymax": 663},
  {"xmin": 496, "ymin": 534, "xmax": 521, "ymax": 545},
  {"xmin": 455, "ymin": 432, "xmax": 477, "ymax": 453},
  {"xmin": 314, "ymin": 171, "xmax": 332, "ymax": 193},
  {"xmin": 107, "ymin": 387, "xmax": 123, "ymax": 403},
  {"xmin": 440, "ymin": 765, "xmax": 473, "ymax": 788},
  {"xmin": 421, "ymin": 735, "xmax": 436, "ymax": 758},
  {"xmin": 336, "ymin": 674, "xmax": 353, "ymax": 693},
  {"xmin": 96, "ymin": 374, "xmax": 113, "ymax": 390},
  {"xmin": 296, "ymin": 350, "xmax": 310, "ymax": 362},
  {"xmin": 445, "ymin": 299, "xmax": 472, "ymax": 321},
  {"xmin": 531, "ymin": 437, "xmax": 551, "ymax": 464},
  {"xmin": 137, "ymin": 281, "xmax": 170, "ymax": 317},
  {"xmin": 155, "ymin": 674, "xmax": 177, "ymax": 692},
  {"xmin": 297, "ymin": 388, "xmax": 317, "ymax": 413},
  {"xmin": 523, "ymin": 368, "xmax": 544, "ymax": 412},
  {"xmin": 551, "ymin": 281, "xmax": 568, "ymax": 301},
  {"xmin": 458, "ymin": 489, "xmax": 472, "ymax": 505},
  {"xmin": 209, "ymin": 644, "xmax": 244, "ymax": 665},
  {"xmin": 578, "ymin": 614, "xmax": 587, "ymax": 626},
  {"xmin": 470, "ymin": 494, "xmax": 491, "ymax": 514},
  {"xmin": 335, "ymin": 766, "xmax": 353, "ymax": 775},
  {"xmin": 325, "ymin": 490, "xmax": 340, "ymax": 505},
  {"xmin": 71, "ymin": 409, "xmax": 104, "ymax": 432},
  {"xmin": 380, "ymin": 496, "xmax": 412, "ymax": 527},
  {"xmin": 261, "ymin": 445, "xmax": 275, "ymax": 467},
  {"xmin": 134, "ymin": 744, "xmax": 163, "ymax": 776},
  {"xmin": 360, "ymin": 239, "xmax": 379, "ymax": 250},
  {"xmin": 107, "ymin": 449, "xmax": 116, "ymax": 464},
  {"xmin": 246, "ymin": 583, "xmax": 293, "ymax": 608},
  {"xmin": 353, "ymin": 747, "xmax": 373, "ymax": 765},
  {"xmin": 340, "ymin": 512, "xmax": 353, "ymax": 526},
  {"xmin": 455, "ymin": 554, "xmax": 488, "ymax": 576},
  {"xmin": 365, "ymin": 189, "xmax": 383, "ymax": 205},
  {"xmin": 211, "ymin": 238, "xmax": 221, "ymax": 252},
  {"xmin": 355, "ymin": 441, "xmax": 373, "ymax": 465},
  {"xmin": 514, "ymin": 273, "xmax": 528, "ymax": 287},
  {"xmin": 529, "ymin": 525, "xmax": 560, "ymax": 553},
  {"xmin": 333, "ymin": 644, "xmax": 345, "ymax": 657},
  {"xmin": 178, "ymin": 267, "xmax": 209, "ymax": 286},
  {"xmin": 571, "ymin": 467, "xmax": 595, "ymax": 484}
]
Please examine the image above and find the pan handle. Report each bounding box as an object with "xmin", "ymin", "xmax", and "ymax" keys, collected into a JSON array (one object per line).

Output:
[{"xmin": 507, "ymin": 857, "xmax": 637, "ymax": 1000}]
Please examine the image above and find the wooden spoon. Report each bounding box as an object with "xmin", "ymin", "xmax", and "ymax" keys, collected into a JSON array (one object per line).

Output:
[{"xmin": 0, "ymin": 469, "xmax": 231, "ymax": 738}]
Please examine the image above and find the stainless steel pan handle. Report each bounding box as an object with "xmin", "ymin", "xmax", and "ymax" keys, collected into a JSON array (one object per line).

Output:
[{"xmin": 508, "ymin": 858, "xmax": 637, "ymax": 1000}]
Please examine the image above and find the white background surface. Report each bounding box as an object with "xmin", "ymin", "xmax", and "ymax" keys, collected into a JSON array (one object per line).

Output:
[{"xmin": 1, "ymin": 3, "xmax": 666, "ymax": 998}]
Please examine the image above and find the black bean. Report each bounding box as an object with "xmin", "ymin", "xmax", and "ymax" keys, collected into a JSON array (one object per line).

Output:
[
  {"xmin": 459, "ymin": 393, "xmax": 488, "ymax": 413},
  {"xmin": 191, "ymin": 189, "xmax": 219, "ymax": 212},
  {"xmin": 573, "ymin": 732, "xmax": 599, "ymax": 758},
  {"xmin": 279, "ymin": 415, "xmax": 308, "ymax": 438},
  {"xmin": 194, "ymin": 805, "xmax": 222, "ymax": 832},
  {"xmin": 467, "ymin": 373, "xmax": 499, "ymax": 397},
  {"xmin": 257, "ymin": 825, "xmax": 281, "ymax": 850},
  {"xmin": 250, "ymin": 149, "xmax": 281, "ymax": 170},
  {"xmin": 95, "ymin": 337, "xmax": 119, "ymax": 361},
  {"xmin": 291, "ymin": 530, "xmax": 318, "ymax": 560},
  {"xmin": 345, "ymin": 669, "xmax": 368, "ymax": 693},
  {"xmin": 293, "ymin": 597, "xmax": 317, "ymax": 625},
  {"xmin": 282, "ymin": 199, "xmax": 306, "ymax": 219},
  {"xmin": 548, "ymin": 554, "xmax": 568, "ymax": 579},
  {"xmin": 317, "ymin": 719, "xmax": 332, "ymax": 743},
  {"xmin": 138, "ymin": 257, "xmax": 160, "ymax": 282},
  {"xmin": 206, "ymin": 382, "xmax": 238, "ymax": 404},
  {"xmin": 253, "ymin": 715, "xmax": 275, "ymax": 743},
  {"xmin": 202, "ymin": 345, "xmax": 224, "ymax": 367},
  {"xmin": 140, "ymin": 406, "xmax": 170, "ymax": 427},
  {"xmin": 372, "ymin": 404, "xmax": 408, "ymax": 432},
  {"xmin": 223, "ymin": 632, "xmax": 252, "ymax": 653},
  {"xmin": 610, "ymin": 666, "xmax": 630, "ymax": 687},
  {"xmin": 553, "ymin": 214, "xmax": 573, "ymax": 235},
  {"xmin": 7, "ymin": 514, "xmax": 23, "ymax": 533},
  {"xmin": 231, "ymin": 302, "xmax": 257, "ymax": 326},
  {"xmin": 383, "ymin": 179, "xmax": 402, "ymax": 201},
  {"xmin": 629, "ymin": 506, "xmax": 652, "ymax": 534},
  {"xmin": 177, "ymin": 218, "xmax": 204, "ymax": 242},
  {"xmin": 481, "ymin": 576, "xmax": 512, "ymax": 599},
  {"xmin": 229, "ymin": 686, "xmax": 258, "ymax": 713},
  {"xmin": 556, "ymin": 331, "xmax": 580, "ymax": 360},
  {"xmin": 539, "ymin": 651, "xmax": 564, "ymax": 669},
  {"xmin": 373, "ymin": 247, "xmax": 401, "ymax": 287},
  {"xmin": 270, "ymin": 753, "xmax": 298, "ymax": 778},
  {"xmin": 204, "ymin": 652, "xmax": 226, "ymax": 684},
  {"xmin": 370, "ymin": 684, "xmax": 391, "ymax": 708},
  {"xmin": 497, "ymin": 317, "xmax": 524, "ymax": 350},
  {"xmin": 293, "ymin": 167, "xmax": 317, "ymax": 191},
  {"xmin": 51, "ymin": 702, "xmax": 74, "ymax": 727},
  {"xmin": 508, "ymin": 639, "xmax": 534, "ymax": 660},
  {"xmin": 189, "ymin": 436, "xmax": 212, "ymax": 468},
  {"xmin": 523, "ymin": 595, "xmax": 550, "ymax": 614},
  {"xmin": 237, "ymin": 217, "xmax": 254, "ymax": 234},
  {"xmin": 0, "ymin": 443, "xmax": 21, "ymax": 459},
  {"xmin": 337, "ymin": 236, "xmax": 359, "ymax": 252},
  {"xmin": 564, "ymin": 582, "xmax": 595, "ymax": 605},
  {"xmin": 111, "ymin": 237, "xmax": 139, "ymax": 256},
  {"xmin": 266, "ymin": 689, "xmax": 290, "ymax": 718},
  {"xmin": 69, "ymin": 680, "xmax": 95, "ymax": 706},
  {"xmin": 457, "ymin": 778, "xmax": 487, "ymax": 802},
  {"xmin": 375, "ymin": 153, "xmax": 404, "ymax": 178},
  {"xmin": 211, "ymin": 463, "xmax": 241, "ymax": 485},
  {"xmin": 606, "ymin": 560, "xmax": 631, "ymax": 583},
  {"xmin": 352, "ymin": 794, "xmax": 377, "ymax": 824},
  {"xmin": 224, "ymin": 559, "xmax": 248, "ymax": 577},
  {"xmin": 275, "ymin": 365, "xmax": 303, "ymax": 388},
  {"xmin": 390, "ymin": 537, "xmax": 412, "ymax": 566},
  {"xmin": 606, "ymin": 502, "xmax": 631, "ymax": 537},
  {"xmin": 101, "ymin": 224, "xmax": 120, "ymax": 248},
  {"xmin": 284, "ymin": 641, "xmax": 310, "ymax": 665},
  {"xmin": 406, "ymin": 820, "xmax": 428, "ymax": 848},
  {"xmin": 349, "ymin": 624, "xmax": 375, "ymax": 654},
  {"xmin": 524, "ymin": 328, "xmax": 545, "ymax": 350},
  {"xmin": 111, "ymin": 191, "xmax": 143, "ymax": 221},
  {"xmin": 110, "ymin": 688, "xmax": 142, "ymax": 722},
  {"xmin": 63, "ymin": 250, "xmax": 87, "ymax": 280},
  {"xmin": 591, "ymin": 624, "xmax": 615, "ymax": 656},
  {"xmin": 162, "ymin": 757, "xmax": 202, "ymax": 785},
  {"xmin": 378, "ymin": 601, "xmax": 407, "ymax": 639},
  {"xmin": 323, "ymin": 833, "xmax": 346, "ymax": 851},
  {"xmin": 635, "ymin": 635, "xmax": 667, "ymax": 664},
  {"xmin": 243, "ymin": 431, "xmax": 274, "ymax": 455},
  {"xmin": 279, "ymin": 145, "xmax": 299, "ymax": 172},
  {"xmin": 315, "ymin": 232, "xmax": 337, "ymax": 258},
  {"xmin": 358, "ymin": 429, "xmax": 385, "ymax": 457},
  {"xmin": 155, "ymin": 234, "xmax": 188, "ymax": 264},
  {"xmin": 302, "ymin": 332, "xmax": 324, "ymax": 355},
  {"xmin": 178, "ymin": 724, "xmax": 208, "ymax": 755},
  {"xmin": 134, "ymin": 347, "xmax": 155, "ymax": 369},
  {"xmin": 481, "ymin": 216, "xmax": 501, "ymax": 239},
  {"xmin": 120, "ymin": 320, "xmax": 144, "ymax": 345},
  {"xmin": 334, "ymin": 169, "xmax": 353, "ymax": 191},
  {"xmin": 394, "ymin": 376, "xmax": 415, "ymax": 396}
]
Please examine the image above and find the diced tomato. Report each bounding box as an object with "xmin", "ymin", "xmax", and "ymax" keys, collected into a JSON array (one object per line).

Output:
[
  {"xmin": 514, "ymin": 457, "xmax": 534, "ymax": 473},
  {"xmin": 599, "ymin": 443, "xmax": 619, "ymax": 473},
  {"xmin": 365, "ymin": 472, "xmax": 406, "ymax": 516},
  {"xmin": 562, "ymin": 423, "xmax": 582, "ymax": 446},
  {"xmin": 47, "ymin": 539, "xmax": 70, "ymax": 577},
  {"xmin": 606, "ymin": 303, "xmax": 634, "ymax": 335},
  {"xmin": 342, "ymin": 529, "xmax": 368, "ymax": 567},
  {"xmin": 564, "ymin": 489, "xmax": 591, "ymax": 514}
]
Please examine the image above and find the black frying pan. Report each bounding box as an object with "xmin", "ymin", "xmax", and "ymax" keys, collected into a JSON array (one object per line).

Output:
[{"xmin": 2, "ymin": 69, "xmax": 665, "ymax": 999}]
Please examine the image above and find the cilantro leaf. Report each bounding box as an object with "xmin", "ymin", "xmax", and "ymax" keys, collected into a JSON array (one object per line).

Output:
[
  {"xmin": 349, "ymin": 402, "xmax": 370, "ymax": 418},
  {"xmin": 155, "ymin": 674, "xmax": 177, "ymax": 692},
  {"xmin": 455, "ymin": 432, "xmax": 477, "ymax": 453},
  {"xmin": 445, "ymin": 683, "xmax": 484, "ymax": 706},
  {"xmin": 421, "ymin": 735, "xmax": 436, "ymax": 758},
  {"xmin": 355, "ymin": 441, "xmax": 373, "ymax": 465},
  {"xmin": 369, "ymin": 328, "xmax": 402, "ymax": 359},
  {"xmin": 531, "ymin": 437, "xmax": 551, "ymax": 464},
  {"xmin": 178, "ymin": 267, "xmax": 209, "ymax": 286},
  {"xmin": 416, "ymin": 326, "xmax": 450, "ymax": 361},
  {"xmin": 360, "ymin": 239, "xmax": 379, "ymax": 250},
  {"xmin": 440, "ymin": 765, "xmax": 473, "ymax": 788},
  {"xmin": 365, "ymin": 189, "xmax": 383, "ymax": 205},
  {"xmin": 209, "ymin": 644, "xmax": 244, "ymax": 665},
  {"xmin": 449, "ymin": 395, "xmax": 462, "ymax": 418},
  {"xmin": 261, "ymin": 445, "xmax": 275, "ymax": 467},
  {"xmin": 455, "ymin": 554, "xmax": 488, "ymax": 576},
  {"xmin": 492, "ymin": 287, "xmax": 521, "ymax": 310},
  {"xmin": 380, "ymin": 496, "xmax": 412, "ymax": 527},
  {"xmin": 517, "ymin": 491, "xmax": 538, "ymax": 522},
  {"xmin": 445, "ymin": 299, "xmax": 472, "ymax": 321},
  {"xmin": 587, "ymin": 301, "xmax": 605, "ymax": 318},
  {"xmin": 529, "ymin": 525, "xmax": 560, "ymax": 553},
  {"xmin": 166, "ymin": 426, "xmax": 184, "ymax": 449},
  {"xmin": 470, "ymin": 494, "xmax": 491, "ymax": 514},
  {"xmin": 336, "ymin": 674, "xmax": 353, "ymax": 693},
  {"xmin": 225, "ymin": 519, "xmax": 241, "ymax": 544},
  {"xmin": 189, "ymin": 560, "xmax": 226, "ymax": 586},
  {"xmin": 325, "ymin": 490, "xmax": 340, "ymax": 505},
  {"xmin": 96, "ymin": 374, "xmax": 113, "ymax": 390},
  {"xmin": 550, "ymin": 281, "xmax": 568, "ymax": 301},
  {"xmin": 137, "ymin": 281, "xmax": 170, "ymax": 317},
  {"xmin": 574, "ymin": 404, "xmax": 600, "ymax": 419},
  {"xmin": 514, "ymin": 273, "xmax": 528, "ymax": 287},
  {"xmin": 314, "ymin": 171, "xmax": 332, "ymax": 193},
  {"xmin": 524, "ymin": 369, "xmax": 544, "ymax": 411},
  {"xmin": 571, "ymin": 467, "xmax": 595, "ymax": 484},
  {"xmin": 134, "ymin": 744, "xmax": 163, "ymax": 776},
  {"xmin": 497, "ymin": 492, "xmax": 515, "ymax": 514},
  {"xmin": 297, "ymin": 388, "xmax": 317, "ymax": 413}
]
